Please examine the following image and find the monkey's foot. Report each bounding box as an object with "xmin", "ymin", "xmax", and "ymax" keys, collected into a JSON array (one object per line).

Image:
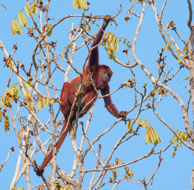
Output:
[{"xmin": 34, "ymin": 166, "xmax": 44, "ymax": 176}]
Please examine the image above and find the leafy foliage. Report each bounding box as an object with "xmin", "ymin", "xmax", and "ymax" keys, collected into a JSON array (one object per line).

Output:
[{"xmin": 73, "ymin": 0, "xmax": 88, "ymax": 10}]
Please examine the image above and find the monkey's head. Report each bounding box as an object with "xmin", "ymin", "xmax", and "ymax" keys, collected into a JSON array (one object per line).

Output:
[{"xmin": 99, "ymin": 65, "xmax": 113, "ymax": 84}]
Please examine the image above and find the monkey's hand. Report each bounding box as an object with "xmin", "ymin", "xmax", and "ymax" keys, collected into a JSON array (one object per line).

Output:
[
  {"xmin": 103, "ymin": 15, "xmax": 113, "ymax": 26},
  {"xmin": 119, "ymin": 111, "xmax": 127, "ymax": 120},
  {"xmin": 104, "ymin": 15, "xmax": 112, "ymax": 22},
  {"xmin": 34, "ymin": 165, "xmax": 44, "ymax": 176}
]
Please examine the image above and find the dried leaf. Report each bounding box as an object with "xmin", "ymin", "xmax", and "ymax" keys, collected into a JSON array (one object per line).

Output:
[
  {"xmin": 111, "ymin": 164, "xmax": 117, "ymax": 183},
  {"xmin": 115, "ymin": 158, "xmax": 123, "ymax": 165},
  {"xmin": 183, "ymin": 76, "xmax": 190, "ymax": 81},
  {"xmin": 4, "ymin": 115, "xmax": 10, "ymax": 132}
]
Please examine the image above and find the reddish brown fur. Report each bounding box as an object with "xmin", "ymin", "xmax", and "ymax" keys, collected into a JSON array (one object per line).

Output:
[{"xmin": 34, "ymin": 16, "xmax": 127, "ymax": 176}]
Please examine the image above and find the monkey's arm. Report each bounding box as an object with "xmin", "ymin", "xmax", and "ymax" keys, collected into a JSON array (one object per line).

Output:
[
  {"xmin": 101, "ymin": 85, "xmax": 125, "ymax": 118},
  {"xmin": 88, "ymin": 16, "xmax": 112, "ymax": 70}
]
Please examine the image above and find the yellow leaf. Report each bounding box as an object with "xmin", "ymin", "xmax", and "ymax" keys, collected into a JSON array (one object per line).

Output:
[
  {"xmin": 37, "ymin": 99, "xmax": 42, "ymax": 111},
  {"xmin": 183, "ymin": 46, "xmax": 187, "ymax": 52},
  {"xmin": 28, "ymin": 102, "xmax": 35, "ymax": 110},
  {"xmin": 12, "ymin": 84, "xmax": 19, "ymax": 98},
  {"xmin": 171, "ymin": 134, "xmax": 178, "ymax": 144},
  {"xmin": 145, "ymin": 130, "xmax": 150, "ymax": 144},
  {"xmin": 31, "ymin": 4, "xmax": 38, "ymax": 15},
  {"xmin": 0, "ymin": 111, "xmax": 2, "ymax": 122},
  {"xmin": 88, "ymin": 24, "xmax": 91, "ymax": 33},
  {"xmin": 26, "ymin": 82, "xmax": 31, "ymax": 88},
  {"xmin": 46, "ymin": 24, "xmax": 52, "ymax": 36},
  {"xmin": 12, "ymin": 19, "xmax": 22, "ymax": 35},
  {"xmin": 43, "ymin": 97, "xmax": 48, "ymax": 108},
  {"xmin": 149, "ymin": 127, "xmax": 157, "ymax": 144},
  {"xmin": 166, "ymin": 22, "xmax": 171, "ymax": 29},
  {"xmin": 24, "ymin": 91, "xmax": 33, "ymax": 102},
  {"xmin": 16, "ymin": 24, "xmax": 22, "ymax": 35},
  {"xmin": 177, "ymin": 58, "xmax": 182, "ymax": 64},
  {"xmin": 127, "ymin": 120, "xmax": 133, "ymax": 133},
  {"xmin": 73, "ymin": 0, "xmax": 78, "ymax": 9},
  {"xmin": 48, "ymin": 98, "xmax": 55, "ymax": 104},
  {"xmin": 24, "ymin": 5, "xmax": 31, "ymax": 17},
  {"xmin": 113, "ymin": 36, "xmax": 118, "ymax": 51},
  {"xmin": 108, "ymin": 33, "xmax": 113, "ymax": 43},
  {"xmin": 143, "ymin": 83, "xmax": 147, "ymax": 87},
  {"xmin": 125, "ymin": 166, "xmax": 130, "ymax": 175},
  {"xmin": 170, "ymin": 21, "xmax": 176, "ymax": 26},
  {"xmin": 147, "ymin": 121, "xmax": 150, "ymax": 128},
  {"xmin": 78, "ymin": 0, "xmax": 88, "ymax": 10},
  {"xmin": 111, "ymin": 164, "xmax": 117, "ymax": 183},
  {"xmin": 163, "ymin": 73, "xmax": 167, "ymax": 79},
  {"xmin": 142, "ymin": 119, "xmax": 146, "ymax": 129},
  {"xmin": 183, "ymin": 76, "xmax": 190, "ymax": 81},
  {"xmin": 148, "ymin": 127, "xmax": 161, "ymax": 145},
  {"xmin": 138, "ymin": 118, "xmax": 142, "ymax": 126},
  {"xmin": 165, "ymin": 43, "xmax": 170, "ymax": 51},
  {"xmin": 11, "ymin": 21, "xmax": 16, "ymax": 36},
  {"xmin": 115, "ymin": 158, "xmax": 123, "ymax": 165},
  {"xmin": 9, "ymin": 89, "xmax": 15, "ymax": 102},
  {"xmin": 18, "ymin": 12, "xmax": 28, "ymax": 27}
]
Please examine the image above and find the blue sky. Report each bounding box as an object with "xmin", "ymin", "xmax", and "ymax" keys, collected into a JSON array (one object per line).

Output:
[{"xmin": 0, "ymin": 0, "xmax": 193, "ymax": 189}]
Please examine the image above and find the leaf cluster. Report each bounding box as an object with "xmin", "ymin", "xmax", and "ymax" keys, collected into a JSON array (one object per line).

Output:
[
  {"xmin": 0, "ymin": 85, "xmax": 19, "ymax": 132},
  {"xmin": 111, "ymin": 158, "xmax": 134, "ymax": 183},
  {"xmin": 73, "ymin": 0, "xmax": 88, "ymax": 10},
  {"xmin": 143, "ymin": 120, "xmax": 162, "ymax": 145},
  {"xmin": 11, "ymin": 4, "xmax": 38, "ymax": 36}
]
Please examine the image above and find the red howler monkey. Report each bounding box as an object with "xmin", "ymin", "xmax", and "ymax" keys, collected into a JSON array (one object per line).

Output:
[{"xmin": 35, "ymin": 15, "xmax": 127, "ymax": 176}]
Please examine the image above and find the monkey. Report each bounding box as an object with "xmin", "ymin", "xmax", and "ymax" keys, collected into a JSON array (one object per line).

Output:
[{"xmin": 34, "ymin": 15, "xmax": 127, "ymax": 176}]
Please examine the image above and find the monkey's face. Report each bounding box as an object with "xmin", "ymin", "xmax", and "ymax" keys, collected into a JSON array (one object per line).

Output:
[{"xmin": 100, "ymin": 70, "xmax": 112, "ymax": 84}]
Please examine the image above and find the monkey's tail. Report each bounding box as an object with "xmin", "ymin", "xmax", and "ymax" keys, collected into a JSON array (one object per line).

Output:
[{"xmin": 37, "ymin": 121, "xmax": 71, "ymax": 174}]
